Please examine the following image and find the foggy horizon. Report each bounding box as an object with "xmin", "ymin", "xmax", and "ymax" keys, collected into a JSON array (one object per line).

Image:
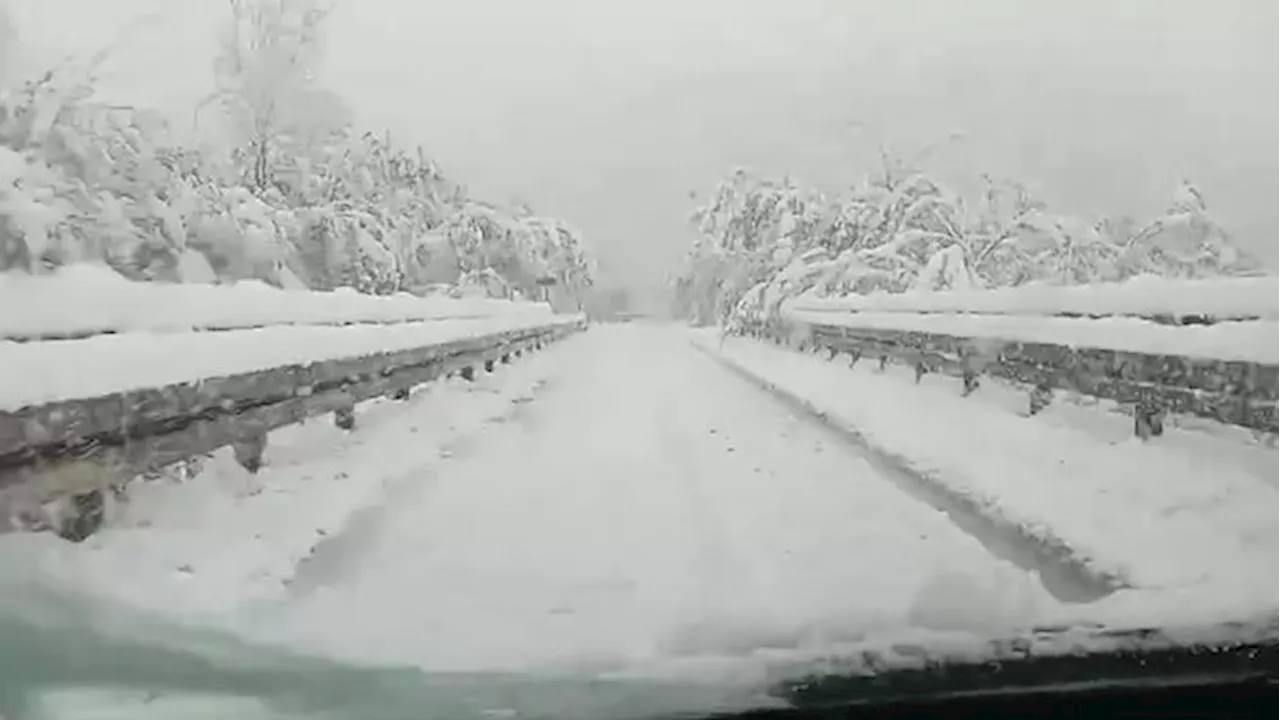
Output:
[{"xmin": 5, "ymin": 0, "xmax": 1276, "ymax": 288}]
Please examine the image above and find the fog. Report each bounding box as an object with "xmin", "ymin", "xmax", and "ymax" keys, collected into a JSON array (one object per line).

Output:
[{"xmin": 6, "ymin": 0, "xmax": 1276, "ymax": 287}]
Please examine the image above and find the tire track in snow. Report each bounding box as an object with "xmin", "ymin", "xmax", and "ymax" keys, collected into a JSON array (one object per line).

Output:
[
  {"xmin": 280, "ymin": 344, "xmax": 580, "ymax": 599},
  {"xmin": 691, "ymin": 336, "xmax": 1117, "ymax": 603},
  {"xmin": 253, "ymin": 325, "xmax": 1061, "ymax": 671}
]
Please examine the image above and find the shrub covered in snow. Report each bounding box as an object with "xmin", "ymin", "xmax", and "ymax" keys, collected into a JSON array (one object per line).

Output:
[
  {"xmin": 672, "ymin": 155, "xmax": 1264, "ymax": 328},
  {"xmin": 0, "ymin": 0, "xmax": 594, "ymax": 303}
]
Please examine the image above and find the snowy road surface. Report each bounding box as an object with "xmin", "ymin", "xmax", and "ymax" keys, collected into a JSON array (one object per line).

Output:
[{"xmin": 254, "ymin": 323, "xmax": 1052, "ymax": 672}]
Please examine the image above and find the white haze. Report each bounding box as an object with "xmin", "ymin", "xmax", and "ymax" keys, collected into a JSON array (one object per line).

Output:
[{"xmin": 5, "ymin": 0, "xmax": 1276, "ymax": 288}]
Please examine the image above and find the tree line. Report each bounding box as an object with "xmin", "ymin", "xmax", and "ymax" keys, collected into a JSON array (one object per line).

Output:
[
  {"xmin": 0, "ymin": 0, "xmax": 595, "ymax": 305},
  {"xmin": 672, "ymin": 152, "xmax": 1261, "ymax": 327}
]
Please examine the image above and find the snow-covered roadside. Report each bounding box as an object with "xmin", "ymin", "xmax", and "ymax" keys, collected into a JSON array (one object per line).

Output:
[
  {"xmin": 0, "ymin": 335, "xmax": 582, "ymax": 622},
  {"xmin": 693, "ymin": 331, "xmax": 1277, "ymax": 613},
  {"xmin": 0, "ymin": 313, "xmax": 580, "ymax": 410},
  {"xmin": 904, "ymin": 362, "xmax": 1278, "ymax": 485},
  {"xmin": 0, "ymin": 265, "xmax": 553, "ymax": 340},
  {"xmin": 785, "ymin": 274, "xmax": 1279, "ymax": 321}
]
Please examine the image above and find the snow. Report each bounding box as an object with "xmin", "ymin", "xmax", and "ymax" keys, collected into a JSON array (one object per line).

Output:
[
  {"xmin": 786, "ymin": 273, "xmax": 1279, "ymax": 320},
  {"xmin": 0, "ymin": 264, "xmax": 553, "ymax": 340},
  {"xmin": 911, "ymin": 244, "xmax": 977, "ymax": 293},
  {"xmin": 783, "ymin": 308, "xmax": 1279, "ymax": 364},
  {"xmin": 695, "ymin": 331, "xmax": 1277, "ymax": 611},
  {"xmin": 780, "ymin": 272, "xmax": 1280, "ymax": 363},
  {"xmin": 905, "ymin": 567, "xmax": 1047, "ymax": 635},
  {"xmin": 0, "ymin": 338, "xmax": 579, "ymax": 621},
  {"xmin": 0, "ymin": 313, "xmax": 581, "ymax": 411},
  {"xmin": 0, "ymin": 325, "xmax": 1075, "ymax": 691},
  {"xmin": 0, "ymin": 324, "xmax": 1062, "ymax": 677},
  {"xmin": 0, "ymin": 323, "xmax": 1274, "ymax": 716},
  {"xmin": 231, "ymin": 324, "xmax": 1057, "ymax": 674}
]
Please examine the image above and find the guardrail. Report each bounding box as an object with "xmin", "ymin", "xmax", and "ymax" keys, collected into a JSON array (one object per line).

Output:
[
  {"xmin": 0, "ymin": 266, "xmax": 554, "ymax": 341},
  {"xmin": 0, "ymin": 314, "xmax": 586, "ymax": 539},
  {"xmin": 735, "ymin": 278, "xmax": 1278, "ymax": 440}
]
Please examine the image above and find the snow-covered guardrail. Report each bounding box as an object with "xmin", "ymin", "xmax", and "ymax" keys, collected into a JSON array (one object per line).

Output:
[
  {"xmin": 0, "ymin": 265, "xmax": 554, "ymax": 341},
  {"xmin": 769, "ymin": 276, "xmax": 1278, "ymax": 438},
  {"xmin": 0, "ymin": 272, "xmax": 586, "ymax": 538},
  {"xmin": 787, "ymin": 275, "xmax": 1279, "ymax": 324}
]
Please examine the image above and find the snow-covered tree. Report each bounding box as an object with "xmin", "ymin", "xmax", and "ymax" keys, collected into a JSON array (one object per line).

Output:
[
  {"xmin": 912, "ymin": 243, "xmax": 978, "ymax": 292},
  {"xmin": 0, "ymin": 58, "xmax": 200, "ymax": 279},
  {"xmin": 203, "ymin": 0, "xmax": 350, "ymax": 193},
  {"xmin": 677, "ymin": 171, "xmax": 829, "ymax": 325},
  {"xmin": 1121, "ymin": 180, "xmax": 1262, "ymax": 278},
  {"xmin": 674, "ymin": 154, "xmax": 1263, "ymax": 328},
  {"xmin": 0, "ymin": 15, "xmax": 599, "ymax": 298},
  {"xmin": 0, "ymin": 0, "xmax": 594, "ymax": 302}
]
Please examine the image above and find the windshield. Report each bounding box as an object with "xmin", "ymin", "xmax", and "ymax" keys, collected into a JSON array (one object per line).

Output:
[{"xmin": 0, "ymin": 0, "xmax": 1275, "ymax": 718}]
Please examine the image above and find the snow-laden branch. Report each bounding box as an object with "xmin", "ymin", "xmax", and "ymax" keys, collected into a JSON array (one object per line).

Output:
[
  {"xmin": 0, "ymin": 0, "xmax": 596, "ymax": 308},
  {"xmin": 672, "ymin": 157, "xmax": 1264, "ymax": 329}
]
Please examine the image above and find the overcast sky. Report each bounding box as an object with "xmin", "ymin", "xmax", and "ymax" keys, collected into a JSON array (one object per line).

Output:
[{"xmin": 6, "ymin": 0, "xmax": 1277, "ymax": 286}]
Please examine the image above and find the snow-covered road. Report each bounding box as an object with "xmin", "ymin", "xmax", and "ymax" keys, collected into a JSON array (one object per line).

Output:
[{"xmin": 252, "ymin": 323, "xmax": 1053, "ymax": 673}]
